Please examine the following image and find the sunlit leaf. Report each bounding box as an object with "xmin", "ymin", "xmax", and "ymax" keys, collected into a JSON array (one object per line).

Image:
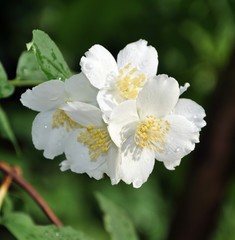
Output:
[
  {"xmin": 16, "ymin": 51, "xmax": 47, "ymax": 81},
  {"xmin": 0, "ymin": 105, "xmax": 20, "ymax": 154},
  {"xmin": 0, "ymin": 63, "xmax": 14, "ymax": 98},
  {"xmin": 27, "ymin": 29, "xmax": 72, "ymax": 80},
  {"xmin": 96, "ymin": 193, "xmax": 138, "ymax": 240},
  {"xmin": 1, "ymin": 212, "xmax": 93, "ymax": 240}
]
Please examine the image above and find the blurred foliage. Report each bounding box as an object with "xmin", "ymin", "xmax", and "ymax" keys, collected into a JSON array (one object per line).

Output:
[{"xmin": 0, "ymin": 0, "xmax": 235, "ymax": 239}]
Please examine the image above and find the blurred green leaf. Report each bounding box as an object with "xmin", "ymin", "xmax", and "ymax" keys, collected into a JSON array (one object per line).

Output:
[
  {"xmin": 96, "ymin": 193, "xmax": 138, "ymax": 240},
  {"xmin": 27, "ymin": 29, "xmax": 72, "ymax": 80},
  {"xmin": 1, "ymin": 212, "xmax": 93, "ymax": 240},
  {"xmin": 16, "ymin": 51, "xmax": 47, "ymax": 81},
  {"xmin": 0, "ymin": 63, "xmax": 14, "ymax": 98},
  {"xmin": 0, "ymin": 105, "xmax": 20, "ymax": 154}
]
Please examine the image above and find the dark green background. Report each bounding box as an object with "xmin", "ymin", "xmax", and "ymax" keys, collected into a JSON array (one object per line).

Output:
[{"xmin": 1, "ymin": 0, "xmax": 235, "ymax": 239}]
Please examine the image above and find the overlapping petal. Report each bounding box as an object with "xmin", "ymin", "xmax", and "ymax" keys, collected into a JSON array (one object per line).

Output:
[
  {"xmin": 65, "ymin": 73, "xmax": 98, "ymax": 106},
  {"xmin": 80, "ymin": 44, "xmax": 118, "ymax": 89},
  {"xmin": 108, "ymin": 100, "xmax": 139, "ymax": 147},
  {"xmin": 61, "ymin": 130, "xmax": 108, "ymax": 180},
  {"xmin": 32, "ymin": 110, "xmax": 72, "ymax": 159},
  {"xmin": 105, "ymin": 146, "xmax": 121, "ymax": 185},
  {"xmin": 155, "ymin": 114, "xmax": 199, "ymax": 169},
  {"xmin": 137, "ymin": 75, "xmax": 180, "ymax": 119},
  {"xmin": 20, "ymin": 80, "xmax": 65, "ymax": 112},
  {"xmin": 117, "ymin": 39, "xmax": 158, "ymax": 77},
  {"xmin": 174, "ymin": 98, "xmax": 206, "ymax": 129},
  {"xmin": 97, "ymin": 88, "xmax": 122, "ymax": 122},
  {"xmin": 61, "ymin": 101, "xmax": 104, "ymax": 127},
  {"xmin": 119, "ymin": 136, "xmax": 155, "ymax": 188}
]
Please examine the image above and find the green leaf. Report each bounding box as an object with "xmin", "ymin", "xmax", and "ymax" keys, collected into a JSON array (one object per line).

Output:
[
  {"xmin": 16, "ymin": 51, "xmax": 47, "ymax": 81},
  {"xmin": 0, "ymin": 105, "xmax": 20, "ymax": 154},
  {"xmin": 96, "ymin": 193, "xmax": 138, "ymax": 240},
  {"xmin": 1, "ymin": 212, "xmax": 93, "ymax": 240},
  {"xmin": 0, "ymin": 63, "xmax": 14, "ymax": 98},
  {"xmin": 27, "ymin": 29, "xmax": 72, "ymax": 80}
]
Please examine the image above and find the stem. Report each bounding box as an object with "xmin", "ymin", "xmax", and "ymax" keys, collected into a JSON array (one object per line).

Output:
[
  {"xmin": 10, "ymin": 79, "xmax": 45, "ymax": 87},
  {"xmin": 0, "ymin": 175, "xmax": 13, "ymax": 209},
  {"xmin": 0, "ymin": 161, "xmax": 63, "ymax": 227}
]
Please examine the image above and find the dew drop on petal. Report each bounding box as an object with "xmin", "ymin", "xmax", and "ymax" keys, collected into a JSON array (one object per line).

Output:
[
  {"xmin": 44, "ymin": 125, "xmax": 48, "ymax": 129},
  {"xmin": 174, "ymin": 148, "xmax": 180, "ymax": 153},
  {"xmin": 84, "ymin": 63, "xmax": 93, "ymax": 70},
  {"xmin": 133, "ymin": 179, "xmax": 142, "ymax": 188}
]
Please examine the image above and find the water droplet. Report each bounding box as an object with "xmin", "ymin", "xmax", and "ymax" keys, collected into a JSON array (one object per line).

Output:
[
  {"xmin": 133, "ymin": 179, "xmax": 142, "ymax": 188},
  {"xmin": 175, "ymin": 148, "xmax": 180, "ymax": 153},
  {"xmin": 193, "ymin": 115, "xmax": 198, "ymax": 119},
  {"xmin": 44, "ymin": 125, "xmax": 48, "ymax": 129},
  {"xmin": 85, "ymin": 63, "xmax": 93, "ymax": 70}
]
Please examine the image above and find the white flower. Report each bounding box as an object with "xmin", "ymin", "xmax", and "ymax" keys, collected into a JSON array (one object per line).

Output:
[
  {"xmin": 108, "ymin": 74, "xmax": 206, "ymax": 188},
  {"xmin": 80, "ymin": 39, "xmax": 158, "ymax": 120},
  {"xmin": 60, "ymin": 101, "xmax": 120, "ymax": 182},
  {"xmin": 20, "ymin": 73, "xmax": 98, "ymax": 159}
]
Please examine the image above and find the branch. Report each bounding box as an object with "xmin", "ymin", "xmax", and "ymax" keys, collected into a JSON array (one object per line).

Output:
[
  {"xmin": 0, "ymin": 161, "xmax": 63, "ymax": 227},
  {"xmin": 0, "ymin": 175, "xmax": 13, "ymax": 209}
]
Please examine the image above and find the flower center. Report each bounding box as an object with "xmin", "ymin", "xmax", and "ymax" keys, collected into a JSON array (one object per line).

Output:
[
  {"xmin": 116, "ymin": 63, "xmax": 146, "ymax": 100},
  {"xmin": 52, "ymin": 110, "xmax": 78, "ymax": 131},
  {"xmin": 78, "ymin": 126, "xmax": 111, "ymax": 159},
  {"xmin": 135, "ymin": 115, "xmax": 170, "ymax": 152}
]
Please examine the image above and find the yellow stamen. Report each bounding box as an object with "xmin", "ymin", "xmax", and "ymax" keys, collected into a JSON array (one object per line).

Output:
[
  {"xmin": 116, "ymin": 63, "xmax": 146, "ymax": 99},
  {"xmin": 135, "ymin": 115, "xmax": 170, "ymax": 152},
  {"xmin": 78, "ymin": 126, "xmax": 111, "ymax": 160},
  {"xmin": 52, "ymin": 110, "xmax": 78, "ymax": 131}
]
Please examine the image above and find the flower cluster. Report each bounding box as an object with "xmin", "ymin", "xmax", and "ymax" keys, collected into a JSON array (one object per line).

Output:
[{"xmin": 21, "ymin": 40, "xmax": 206, "ymax": 188}]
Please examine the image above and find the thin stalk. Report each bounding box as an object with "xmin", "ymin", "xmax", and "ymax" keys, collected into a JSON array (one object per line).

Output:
[{"xmin": 0, "ymin": 161, "xmax": 63, "ymax": 227}]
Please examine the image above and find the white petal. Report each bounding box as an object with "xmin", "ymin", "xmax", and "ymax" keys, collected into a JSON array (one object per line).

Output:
[
  {"xmin": 117, "ymin": 39, "xmax": 158, "ymax": 77},
  {"xmin": 108, "ymin": 100, "xmax": 139, "ymax": 147},
  {"xmin": 61, "ymin": 101, "xmax": 104, "ymax": 127},
  {"xmin": 32, "ymin": 110, "xmax": 71, "ymax": 159},
  {"xmin": 65, "ymin": 73, "xmax": 98, "ymax": 105},
  {"xmin": 105, "ymin": 146, "xmax": 121, "ymax": 185},
  {"xmin": 180, "ymin": 82, "xmax": 190, "ymax": 95},
  {"xmin": 174, "ymin": 98, "xmax": 206, "ymax": 130},
  {"xmin": 60, "ymin": 160, "xmax": 71, "ymax": 171},
  {"xmin": 119, "ymin": 136, "xmax": 155, "ymax": 188},
  {"xmin": 63, "ymin": 129, "xmax": 108, "ymax": 180},
  {"xmin": 80, "ymin": 44, "xmax": 118, "ymax": 89},
  {"xmin": 97, "ymin": 88, "xmax": 123, "ymax": 121},
  {"xmin": 137, "ymin": 74, "xmax": 180, "ymax": 119},
  {"xmin": 163, "ymin": 159, "xmax": 181, "ymax": 170},
  {"xmin": 20, "ymin": 80, "xmax": 65, "ymax": 112},
  {"xmin": 155, "ymin": 114, "xmax": 199, "ymax": 168}
]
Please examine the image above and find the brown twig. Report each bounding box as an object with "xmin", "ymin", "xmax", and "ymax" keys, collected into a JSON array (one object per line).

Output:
[
  {"xmin": 0, "ymin": 175, "xmax": 13, "ymax": 209},
  {"xmin": 0, "ymin": 161, "xmax": 63, "ymax": 227}
]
